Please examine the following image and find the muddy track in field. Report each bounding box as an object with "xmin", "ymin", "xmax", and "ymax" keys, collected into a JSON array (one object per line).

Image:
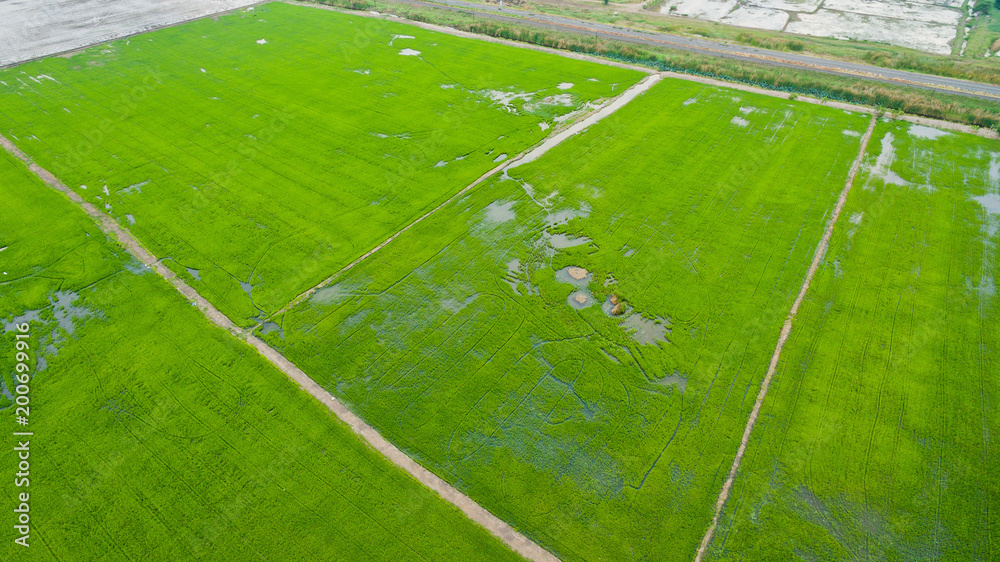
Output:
[
  {"xmin": 0, "ymin": 132, "xmax": 559, "ymax": 562},
  {"xmin": 694, "ymin": 114, "xmax": 878, "ymax": 561}
]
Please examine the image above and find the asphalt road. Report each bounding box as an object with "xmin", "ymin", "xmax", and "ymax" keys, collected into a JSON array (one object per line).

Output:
[{"xmin": 388, "ymin": 0, "xmax": 1000, "ymax": 101}]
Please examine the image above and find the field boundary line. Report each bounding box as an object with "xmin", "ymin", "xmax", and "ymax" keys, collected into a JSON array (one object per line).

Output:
[
  {"xmin": 269, "ymin": 72, "xmax": 661, "ymax": 319},
  {"xmin": 694, "ymin": 114, "xmax": 878, "ymax": 561},
  {"xmin": 0, "ymin": 132, "xmax": 560, "ymax": 562}
]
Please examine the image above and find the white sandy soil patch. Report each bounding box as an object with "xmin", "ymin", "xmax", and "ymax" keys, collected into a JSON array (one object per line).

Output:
[
  {"xmin": 0, "ymin": 0, "xmax": 260, "ymax": 67},
  {"xmin": 720, "ymin": 6, "xmax": 789, "ymax": 30},
  {"xmin": 785, "ymin": 10, "xmax": 957, "ymax": 55},
  {"xmin": 822, "ymin": 0, "xmax": 961, "ymax": 24},
  {"xmin": 660, "ymin": 0, "xmax": 739, "ymax": 20}
]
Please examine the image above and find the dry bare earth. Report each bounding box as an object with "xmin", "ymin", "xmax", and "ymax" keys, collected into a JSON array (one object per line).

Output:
[{"xmin": 0, "ymin": 0, "xmax": 260, "ymax": 67}]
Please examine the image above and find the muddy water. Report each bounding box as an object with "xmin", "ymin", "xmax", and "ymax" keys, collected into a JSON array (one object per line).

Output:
[
  {"xmin": 619, "ymin": 313, "xmax": 669, "ymax": 345},
  {"xmin": 567, "ymin": 291, "xmax": 594, "ymax": 309},
  {"xmin": 545, "ymin": 232, "xmax": 590, "ymax": 249},
  {"xmin": 51, "ymin": 291, "xmax": 94, "ymax": 334},
  {"xmin": 442, "ymin": 294, "xmax": 478, "ymax": 313},
  {"xmin": 867, "ymin": 132, "xmax": 909, "ymax": 187},
  {"xmin": 485, "ymin": 201, "xmax": 516, "ymax": 223},
  {"xmin": 658, "ymin": 373, "xmax": 687, "ymax": 393},
  {"xmin": 909, "ymin": 124, "xmax": 951, "ymax": 139},
  {"xmin": 260, "ymin": 321, "xmax": 284, "ymax": 338},
  {"xmin": 545, "ymin": 204, "xmax": 591, "ymax": 228},
  {"xmin": 3, "ymin": 310, "xmax": 41, "ymax": 332},
  {"xmin": 554, "ymin": 266, "xmax": 592, "ymax": 288}
]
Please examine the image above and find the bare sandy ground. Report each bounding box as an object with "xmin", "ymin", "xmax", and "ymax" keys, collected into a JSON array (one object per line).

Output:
[
  {"xmin": 694, "ymin": 114, "xmax": 879, "ymax": 561},
  {"xmin": 0, "ymin": 0, "xmax": 261, "ymax": 67}
]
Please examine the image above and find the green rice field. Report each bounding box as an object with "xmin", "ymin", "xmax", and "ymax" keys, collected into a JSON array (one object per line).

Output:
[
  {"xmin": 705, "ymin": 120, "xmax": 1000, "ymax": 560},
  {"xmin": 0, "ymin": 2, "xmax": 642, "ymax": 326},
  {"xmin": 2, "ymin": 1, "xmax": 999, "ymax": 560},
  {"xmin": 269, "ymin": 79, "xmax": 871, "ymax": 559},
  {"xmin": 0, "ymin": 148, "xmax": 519, "ymax": 560}
]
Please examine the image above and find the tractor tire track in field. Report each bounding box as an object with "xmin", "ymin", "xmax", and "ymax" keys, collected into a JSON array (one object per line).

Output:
[
  {"xmin": 695, "ymin": 114, "xmax": 877, "ymax": 561},
  {"xmin": 0, "ymin": 133, "xmax": 559, "ymax": 562},
  {"xmin": 269, "ymin": 72, "xmax": 661, "ymax": 320}
]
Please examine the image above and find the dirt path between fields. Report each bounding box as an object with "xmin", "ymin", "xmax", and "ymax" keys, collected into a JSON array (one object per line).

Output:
[
  {"xmin": 694, "ymin": 114, "xmax": 878, "ymax": 562},
  {"xmin": 269, "ymin": 72, "xmax": 661, "ymax": 320},
  {"xmin": 0, "ymin": 132, "xmax": 560, "ymax": 562}
]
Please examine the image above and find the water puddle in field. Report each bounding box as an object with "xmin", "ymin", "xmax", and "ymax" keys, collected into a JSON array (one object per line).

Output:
[
  {"xmin": 545, "ymin": 232, "xmax": 591, "ymax": 250},
  {"xmin": 256, "ymin": 39, "xmax": 267, "ymax": 45},
  {"xmin": 657, "ymin": 372, "xmax": 687, "ymax": 393},
  {"xmin": 186, "ymin": 268, "xmax": 201, "ymax": 281},
  {"xmin": 260, "ymin": 321, "xmax": 284, "ymax": 339},
  {"xmin": 555, "ymin": 266, "xmax": 591, "ymax": 288},
  {"xmin": 867, "ymin": 133, "xmax": 909, "ymax": 187},
  {"xmin": 539, "ymin": 122, "xmax": 550, "ymax": 131},
  {"xmin": 601, "ymin": 294, "xmax": 627, "ymax": 317},
  {"xmin": 567, "ymin": 291, "xmax": 594, "ymax": 309},
  {"xmin": 731, "ymin": 116, "xmax": 750, "ymax": 128},
  {"xmin": 504, "ymin": 259, "xmax": 538, "ymax": 296},
  {"xmin": 484, "ymin": 201, "xmax": 516, "ymax": 223},
  {"xmin": 600, "ymin": 348, "xmax": 620, "ymax": 364},
  {"xmin": 972, "ymin": 193, "xmax": 1000, "ymax": 215},
  {"xmin": 435, "ymin": 160, "xmax": 447, "ymax": 168},
  {"xmin": 478, "ymin": 89, "xmax": 533, "ymax": 111},
  {"xmin": 908, "ymin": 124, "xmax": 951, "ymax": 140},
  {"xmin": 388, "ymin": 34, "xmax": 414, "ymax": 46},
  {"xmin": 843, "ymin": 129, "xmax": 861, "ymax": 137},
  {"xmin": 121, "ymin": 180, "xmax": 148, "ymax": 195},
  {"xmin": 545, "ymin": 203, "xmax": 591, "ymax": 228},
  {"xmin": 125, "ymin": 214, "xmax": 135, "ymax": 225},
  {"xmin": 50, "ymin": 291, "xmax": 93, "ymax": 335},
  {"xmin": 619, "ymin": 313, "xmax": 670, "ymax": 345},
  {"xmin": 557, "ymin": 82, "xmax": 574, "ymax": 90},
  {"xmin": 124, "ymin": 258, "xmax": 150, "ymax": 275},
  {"xmin": 399, "ymin": 49, "xmax": 421, "ymax": 56},
  {"xmin": 312, "ymin": 283, "xmax": 353, "ymax": 305},
  {"xmin": 442, "ymin": 294, "xmax": 478, "ymax": 313},
  {"xmin": 683, "ymin": 98, "xmax": 697, "ymax": 106},
  {"xmin": 3, "ymin": 310, "xmax": 41, "ymax": 332},
  {"xmin": 493, "ymin": 153, "xmax": 508, "ymax": 163},
  {"xmin": 239, "ymin": 280, "xmax": 253, "ymax": 297}
]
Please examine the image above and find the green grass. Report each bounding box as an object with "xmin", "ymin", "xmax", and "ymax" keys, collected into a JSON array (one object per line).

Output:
[
  {"xmin": 269, "ymin": 77, "xmax": 870, "ymax": 560},
  {"xmin": 705, "ymin": 121, "xmax": 1000, "ymax": 559},
  {"xmin": 0, "ymin": 1, "xmax": 643, "ymax": 327},
  {"xmin": 0, "ymin": 149, "xmax": 522, "ymax": 560}
]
